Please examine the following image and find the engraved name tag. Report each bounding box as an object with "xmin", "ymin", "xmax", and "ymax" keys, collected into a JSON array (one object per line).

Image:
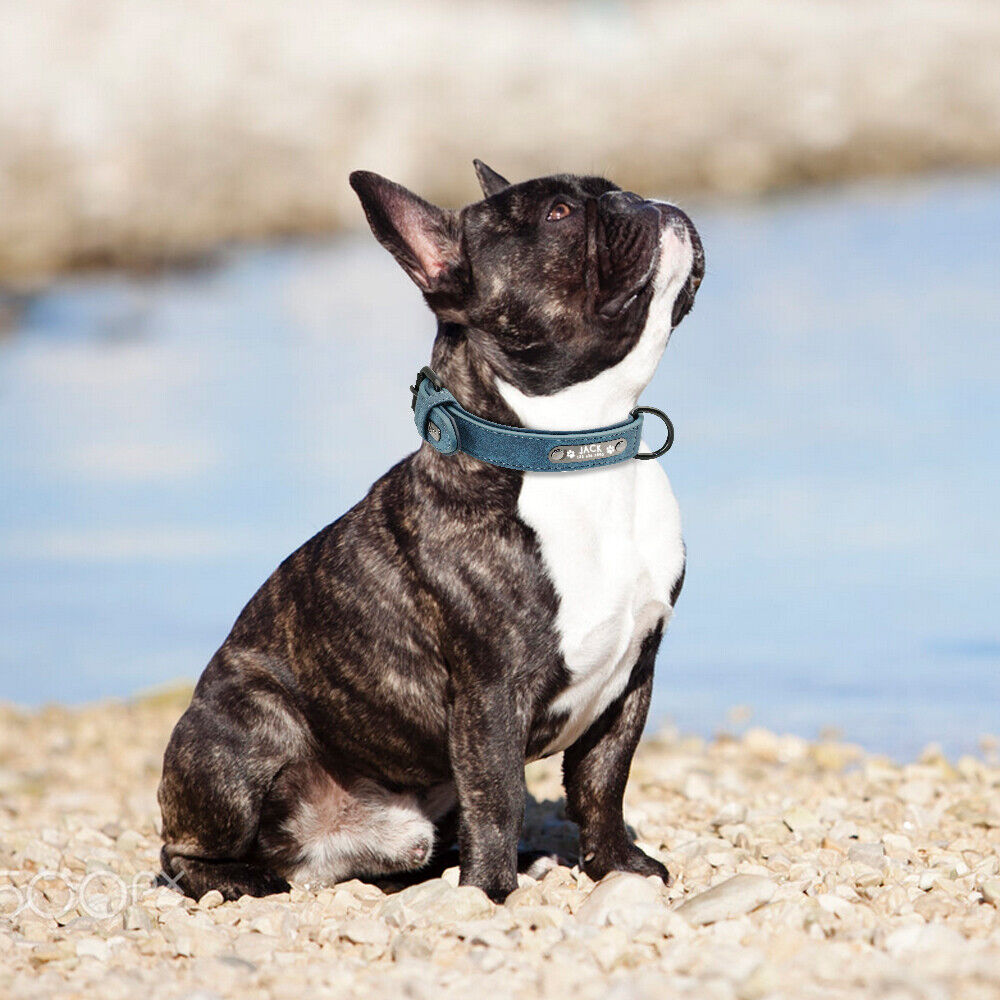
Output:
[{"xmin": 548, "ymin": 438, "xmax": 627, "ymax": 463}]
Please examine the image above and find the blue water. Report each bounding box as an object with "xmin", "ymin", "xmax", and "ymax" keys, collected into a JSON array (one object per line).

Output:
[{"xmin": 2, "ymin": 174, "xmax": 998, "ymax": 760}]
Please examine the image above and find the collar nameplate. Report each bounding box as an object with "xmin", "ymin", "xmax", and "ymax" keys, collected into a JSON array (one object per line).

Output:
[{"xmin": 409, "ymin": 367, "xmax": 673, "ymax": 473}]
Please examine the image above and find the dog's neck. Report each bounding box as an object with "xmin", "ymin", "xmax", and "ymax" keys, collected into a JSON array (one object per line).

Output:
[
  {"xmin": 429, "ymin": 319, "xmax": 667, "ymax": 433},
  {"xmin": 429, "ymin": 322, "xmax": 522, "ymax": 427},
  {"xmin": 414, "ymin": 316, "xmax": 666, "ymax": 499}
]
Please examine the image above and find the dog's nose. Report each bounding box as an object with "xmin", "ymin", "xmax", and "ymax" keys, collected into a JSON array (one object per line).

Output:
[
  {"xmin": 599, "ymin": 190, "xmax": 661, "ymax": 229},
  {"xmin": 599, "ymin": 190, "xmax": 644, "ymax": 209}
]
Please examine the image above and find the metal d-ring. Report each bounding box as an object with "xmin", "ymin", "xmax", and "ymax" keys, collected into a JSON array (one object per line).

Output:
[{"xmin": 632, "ymin": 406, "xmax": 675, "ymax": 459}]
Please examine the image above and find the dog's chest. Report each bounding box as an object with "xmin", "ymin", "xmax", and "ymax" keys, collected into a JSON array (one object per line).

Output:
[{"xmin": 517, "ymin": 459, "xmax": 684, "ymax": 756}]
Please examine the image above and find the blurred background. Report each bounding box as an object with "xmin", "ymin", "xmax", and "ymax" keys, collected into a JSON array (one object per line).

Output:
[{"xmin": 1, "ymin": 0, "xmax": 998, "ymax": 759}]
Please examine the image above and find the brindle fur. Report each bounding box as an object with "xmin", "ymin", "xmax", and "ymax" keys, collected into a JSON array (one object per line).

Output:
[{"xmin": 158, "ymin": 164, "xmax": 703, "ymax": 903}]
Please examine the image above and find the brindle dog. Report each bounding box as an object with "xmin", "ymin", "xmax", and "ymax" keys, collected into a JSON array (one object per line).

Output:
[{"xmin": 158, "ymin": 161, "xmax": 704, "ymax": 902}]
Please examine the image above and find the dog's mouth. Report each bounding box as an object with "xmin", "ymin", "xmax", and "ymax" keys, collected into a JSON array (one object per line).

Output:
[
  {"xmin": 593, "ymin": 195, "xmax": 665, "ymax": 320},
  {"xmin": 596, "ymin": 244, "xmax": 660, "ymax": 319}
]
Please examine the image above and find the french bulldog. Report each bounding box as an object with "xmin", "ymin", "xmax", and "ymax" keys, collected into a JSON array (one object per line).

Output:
[{"xmin": 158, "ymin": 161, "xmax": 704, "ymax": 903}]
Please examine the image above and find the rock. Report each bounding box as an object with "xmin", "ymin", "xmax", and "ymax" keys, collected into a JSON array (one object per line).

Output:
[
  {"xmin": 340, "ymin": 916, "xmax": 390, "ymax": 947},
  {"xmin": 166, "ymin": 930, "xmax": 196, "ymax": 958},
  {"xmin": 711, "ymin": 802, "xmax": 748, "ymax": 828},
  {"xmin": 676, "ymin": 875, "xmax": 776, "ymax": 925},
  {"xmin": 505, "ymin": 883, "xmax": 545, "ymax": 908},
  {"xmin": 848, "ymin": 843, "xmax": 886, "ymax": 869},
  {"xmin": 981, "ymin": 879, "xmax": 1000, "ymax": 906},
  {"xmin": 233, "ymin": 932, "xmax": 281, "ymax": 964},
  {"xmin": 198, "ymin": 890, "xmax": 224, "ymax": 910},
  {"xmin": 22, "ymin": 839, "xmax": 63, "ymax": 869},
  {"xmin": 884, "ymin": 924, "xmax": 965, "ymax": 956},
  {"xmin": 247, "ymin": 910, "xmax": 297, "ymax": 939},
  {"xmin": 881, "ymin": 833, "xmax": 912, "ymax": 854},
  {"xmin": 587, "ymin": 926, "xmax": 630, "ymax": 972},
  {"xmin": 457, "ymin": 920, "xmax": 518, "ymax": 948},
  {"xmin": 816, "ymin": 893, "xmax": 854, "ymax": 919},
  {"xmin": 75, "ymin": 937, "xmax": 111, "ymax": 962},
  {"xmin": 391, "ymin": 931, "xmax": 433, "ymax": 961},
  {"xmin": 512, "ymin": 905, "xmax": 567, "ymax": 930},
  {"xmin": 450, "ymin": 886, "xmax": 495, "ymax": 921},
  {"xmin": 30, "ymin": 941, "xmax": 75, "ymax": 965},
  {"xmin": 782, "ymin": 806, "xmax": 821, "ymax": 833},
  {"xmin": 124, "ymin": 904, "xmax": 154, "ymax": 932},
  {"xmin": 854, "ymin": 867, "xmax": 884, "ymax": 888},
  {"xmin": 378, "ymin": 879, "xmax": 491, "ymax": 927},
  {"xmin": 334, "ymin": 878, "xmax": 384, "ymax": 900},
  {"xmin": 115, "ymin": 829, "xmax": 144, "ymax": 854},
  {"xmin": 149, "ymin": 887, "xmax": 187, "ymax": 910},
  {"xmin": 575, "ymin": 872, "xmax": 663, "ymax": 931},
  {"xmin": 469, "ymin": 946, "xmax": 506, "ymax": 972}
]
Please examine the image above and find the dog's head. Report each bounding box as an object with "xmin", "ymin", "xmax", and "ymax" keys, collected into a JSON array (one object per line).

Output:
[{"xmin": 350, "ymin": 162, "xmax": 703, "ymax": 420}]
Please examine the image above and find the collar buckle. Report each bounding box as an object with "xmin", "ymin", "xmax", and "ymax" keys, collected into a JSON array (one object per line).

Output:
[{"xmin": 410, "ymin": 366, "xmax": 445, "ymax": 411}]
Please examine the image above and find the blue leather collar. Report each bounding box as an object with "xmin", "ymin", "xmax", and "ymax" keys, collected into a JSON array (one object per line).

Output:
[{"xmin": 410, "ymin": 367, "xmax": 673, "ymax": 472}]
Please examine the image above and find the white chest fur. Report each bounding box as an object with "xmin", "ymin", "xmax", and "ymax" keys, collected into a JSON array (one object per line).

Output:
[
  {"xmin": 497, "ymin": 215, "xmax": 693, "ymax": 757},
  {"xmin": 519, "ymin": 459, "xmax": 683, "ymax": 755}
]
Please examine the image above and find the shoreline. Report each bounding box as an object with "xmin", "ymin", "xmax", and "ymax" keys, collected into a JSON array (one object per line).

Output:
[
  {"xmin": 2, "ymin": 690, "xmax": 999, "ymax": 997},
  {"xmin": 3, "ymin": 679, "xmax": 998, "ymax": 768},
  {"xmin": 4, "ymin": 0, "xmax": 1000, "ymax": 286}
]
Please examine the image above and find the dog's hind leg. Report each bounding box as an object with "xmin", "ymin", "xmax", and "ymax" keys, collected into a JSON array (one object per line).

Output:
[
  {"xmin": 256, "ymin": 763, "xmax": 451, "ymax": 888},
  {"xmin": 157, "ymin": 657, "xmax": 308, "ymax": 900}
]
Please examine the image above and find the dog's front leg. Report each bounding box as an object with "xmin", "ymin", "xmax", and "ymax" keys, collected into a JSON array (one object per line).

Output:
[
  {"xmin": 562, "ymin": 626, "xmax": 670, "ymax": 884},
  {"xmin": 447, "ymin": 681, "xmax": 525, "ymax": 903}
]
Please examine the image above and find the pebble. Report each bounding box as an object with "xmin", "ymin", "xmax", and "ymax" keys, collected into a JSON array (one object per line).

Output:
[
  {"xmin": 124, "ymin": 905, "xmax": 154, "ymax": 932},
  {"xmin": 75, "ymin": 937, "xmax": 111, "ymax": 962},
  {"xmin": 341, "ymin": 917, "xmax": 391, "ymax": 947},
  {"xmin": 676, "ymin": 875, "xmax": 777, "ymax": 925},
  {"xmin": 3, "ymin": 694, "xmax": 1000, "ymax": 999},
  {"xmin": 588, "ymin": 926, "xmax": 630, "ymax": 972},
  {"xmin": 575, "ymin": 872, "xmax": 663, "ymax": 930},
  {"xmin": 982, "ymin": 880, "xmax": 1000, "ymax": 907},
  {"xmin": 711, "ymin": 802, "xmax": 748, "ymax": 828},
  {"xmin": 847, "ymin": 842, "xmax": 886, "ymax": 870},
  {"xmin": 782, "ymin": 806, "xmax": 821, "ymax": 833}
]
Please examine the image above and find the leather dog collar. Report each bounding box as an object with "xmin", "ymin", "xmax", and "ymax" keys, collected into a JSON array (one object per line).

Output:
[{"xmin": 410, "ymin": 367, "xmax": 673, "ymax": 472}]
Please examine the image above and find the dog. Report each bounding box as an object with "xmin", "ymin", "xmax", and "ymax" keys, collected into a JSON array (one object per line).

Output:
[{"xmin": 157, "ymin": 161, "xmax": 704, "ymax": 903}]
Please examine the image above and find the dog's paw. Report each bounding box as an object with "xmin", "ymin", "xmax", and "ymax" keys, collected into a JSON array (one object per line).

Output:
[
  {"xmin": 158, "ymin": 859, "xmax": 290, "ymax": 901},
  {"xmin": 406, "ymin": 834, "xmax": 433, "ymax": 868},
  {"xmin": 582, "ymin": 843, "xmax": 671, "ymax": 885},
  {"xmin": 459, "ymin": 869, "xmax": 518, "ymax": 904}
]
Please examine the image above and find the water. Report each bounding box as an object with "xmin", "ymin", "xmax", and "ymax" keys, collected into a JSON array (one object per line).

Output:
[{"xmin": 2, "ymin": 173, "xmax": 998, "ymax": 760}]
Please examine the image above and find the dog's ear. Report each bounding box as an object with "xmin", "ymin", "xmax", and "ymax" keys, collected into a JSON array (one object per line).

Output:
[
  {"xmin": 349, "ymin": 171, "xmax": 466, "ymax": 296},
  {"xmin": 473, "ymin": 159, "xmax": 510, "ymax": 198}
]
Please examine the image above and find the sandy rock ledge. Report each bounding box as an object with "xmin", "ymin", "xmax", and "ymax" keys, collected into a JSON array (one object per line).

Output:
[{"xmin": 1, "ymin": 691, "xmax": 999, "ymax": 999}]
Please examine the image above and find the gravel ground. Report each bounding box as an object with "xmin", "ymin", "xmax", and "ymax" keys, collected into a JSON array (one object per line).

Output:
[
  {"xmin": 4, "ymin": 0, "xmax": 1000, "ymax": 284},
  {"xmin": 2, "ymin": 688, "xmax": 1000, "ymax": 999}
]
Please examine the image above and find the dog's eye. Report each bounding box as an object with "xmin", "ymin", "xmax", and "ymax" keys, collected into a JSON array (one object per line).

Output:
[{"xmin": 546, "ymin": 202, "xmax": 573, "ymax": 222}]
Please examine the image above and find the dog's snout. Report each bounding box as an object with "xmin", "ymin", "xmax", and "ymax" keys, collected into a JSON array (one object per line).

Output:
[
  {"xmin": 599, "ymin": 189, "xmax": 655, "ymax": 215},
  {"xmin": 600, "ymin": 189, "xmax": 643, "ymax": 206},
  {"xmin": 598, "ymin": 190, "xmax": 662, "ymax": 238},
  {"xmin": 653, "ymin": 202, "xmax": 697, "ymax": 242}
]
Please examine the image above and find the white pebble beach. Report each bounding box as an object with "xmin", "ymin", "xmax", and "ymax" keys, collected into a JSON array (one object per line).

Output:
[{"xmin": 2, "ymin": 688, "xmax": 999, "ymax": 999}]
